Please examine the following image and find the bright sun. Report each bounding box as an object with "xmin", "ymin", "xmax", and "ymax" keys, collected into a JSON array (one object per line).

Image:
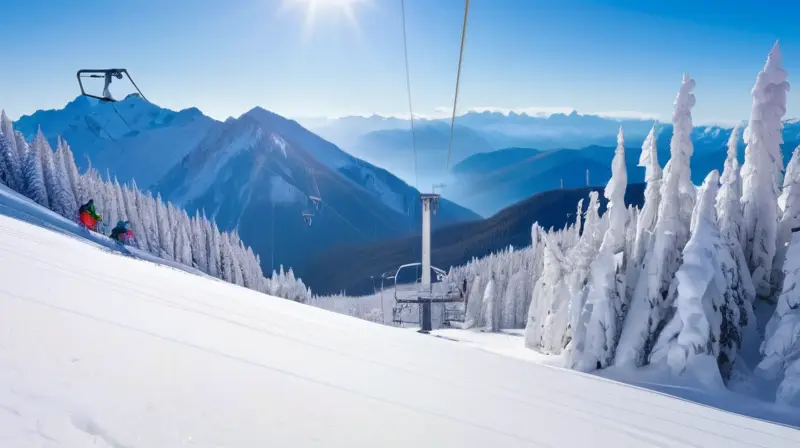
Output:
[{"xmin": 284, "ymin": 0, "xmax": 364, "ymax": 37}]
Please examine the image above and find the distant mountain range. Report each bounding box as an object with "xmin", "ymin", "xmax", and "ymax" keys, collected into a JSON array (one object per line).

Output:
[
  {"xmin": 448, "ymin": 123, "xmax": 800, "ymax": 215},
  {"xmin": 300, "ymin": 111, "xmax": 661, "ymax": 187},
  {"xmin": 14, "ymin": 96, "xmax": 480, "ymax": 284},
  {"xmin": 299, "ymin": 111, "xmax": 763, "ymax": 215},
  {"xmin": 307, "ymin": 111, "xmax": 800, "ymax": 216}
]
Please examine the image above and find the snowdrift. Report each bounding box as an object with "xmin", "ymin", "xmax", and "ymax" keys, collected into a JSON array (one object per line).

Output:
[{"xmin": 1, "ymin": 181, "xmax": 798, "ymax": 446}]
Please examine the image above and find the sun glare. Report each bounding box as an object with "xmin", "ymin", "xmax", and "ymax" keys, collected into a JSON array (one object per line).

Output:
[{"xmin": 283, "ymin": 0, "xmax": 365, "ymax": 38}]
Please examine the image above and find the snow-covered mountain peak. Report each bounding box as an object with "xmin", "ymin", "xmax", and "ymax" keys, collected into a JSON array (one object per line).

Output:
[
  {"xmin": 14, "ymin": 96, "xmax": 219, "ymax": 188},
  {"xmin": 18, "ymin": 95, "xmax": 209, "ymax": 143}
]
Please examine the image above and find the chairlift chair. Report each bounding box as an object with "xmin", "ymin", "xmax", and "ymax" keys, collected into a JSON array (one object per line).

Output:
[
  {"xmin": 309, "ymin": 195, "xmax": 322, "ymax": 211},
  {"xmin": 391, "ymin": 263, "xmax": 465, "ymax": 328},
  {"xmin": 302, "ymin": 211, "xmax": 314, "ymax": 227},
  {"xmin": 77, "ymin": 69, "xmax": 147, "ymax": 103}
]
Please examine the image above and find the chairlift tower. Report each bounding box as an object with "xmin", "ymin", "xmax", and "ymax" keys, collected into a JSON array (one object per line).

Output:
[
  {"xmin": 390, "ymin": 190, "xmax": 465, "ymax": 333},
  {"xmin": 420, "ymin": 192, "xmax": 440, "ymax": 293}
]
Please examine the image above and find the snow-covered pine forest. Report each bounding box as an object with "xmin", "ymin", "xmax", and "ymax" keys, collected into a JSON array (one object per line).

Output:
[
  {"xmin": 0, "ymin": 112, "xmax": 312, "ymax": 303},
  {"xmin": 438, "ymin": 43, "xmax": 800, "ymax": 405}
]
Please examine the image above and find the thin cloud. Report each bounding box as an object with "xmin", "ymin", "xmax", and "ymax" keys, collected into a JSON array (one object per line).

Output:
[
  {"xmin": 589, "ymin": 110, "xmax": 661, "ymax": 120},
  {"xmin": 314, "ymin": 106, "xmax": 662, "ymax": 121},
  {"xmin": 466, "ymin": 106, "xmax": 576, "ymax": 117}
]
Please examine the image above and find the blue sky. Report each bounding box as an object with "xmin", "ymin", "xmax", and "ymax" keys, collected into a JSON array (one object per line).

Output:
[{"xmin": 2, "ymin": 0, "xmax": 798, "ymax": 125}]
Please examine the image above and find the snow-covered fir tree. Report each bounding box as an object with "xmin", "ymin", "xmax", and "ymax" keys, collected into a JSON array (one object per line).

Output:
[
  {"xmin": 61, "ymin": 140, "xmax": 84, "ymax": 206},
  {"xmin": 757, "ymin": 229, "xmax": 800, "ymax": 405},
  {"xmin": 464, "ymin": 272, "xmax": 486, "ymax": 329},
  {"xmin": 718, "ymin": 126, "xmax": 746, "ymax": 249},
  {"xmin": 0, "ymin": 111, "xmax": 19, "ymax": 160},
  {"xmin": 482, "ymin": 274, "xmax": 499, "ymax": 332},
  {"xmin": 741, "ymin": 42, "xmax": 790, "ymax": 297},
  {"xmin": 526, "ymin": 231, "xmax": 571, "ymax": 352},
  {"xmin": 155, "ymin": 194, "xmax": 174, "ymax": 260},
  {"xmin": 0, "ymin": 112, "xmax": 24, "ymax": 192},
  {"xmin": 615, "ymin": 73, "xmax": 697, "ymax": 368},
  {"xmin": 717, "ymin": 125, "xmax": 758, "ymax": 361},
  {"xmin": 568, "ymin": 128, "xmax": 628, "ymax": 371},
  {"xmin": 40, "ymin": 137, "xmax": 64, "ymax": 215},
  {"xmin": 775, "ymin": 146, "xmax": 800, "ymax": 284},
  {"xmin": 191, "ymin": 212, "xmax": 209, "ymax": 273},
  {"xmin": 632, "ymin": 125, "xmax": 662, "ymax": 269},
  {"xmin": 561, "ymin": 194, "xmax": 602, "ymax": 353},
  {"xmin": 207, "ymin": 220, "xmax": 222, "ymax": 278},
  {"xmin": 649, "ymin": 172, "xmax": 725, "ymax": 382},
  {"xmin": 24, "ymin": 130, "xmax": 49, "ymax": 208},
  {"xmin": 103, "ymin": 175, "xmax": 120, "ymax": 227},
  {"xmin": 54, "ymin": 140, "xmax": 79, "ymax": 217},
  {"xmin": 113, "ymin": 179, "xmax": 128, "ymax": 223}
]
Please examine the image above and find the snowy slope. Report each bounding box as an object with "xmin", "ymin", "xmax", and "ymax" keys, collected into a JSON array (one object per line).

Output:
[
  {"xmin": 14, "ymin": 95, "xmax": 218, "ymax": 188},
  {"xmin": 0, "ymin": 183, "xmax": 206, "ymax": 277},
  {"xmin": 1, "ymin": 185, "xmax": 799, "ymax": 446}
]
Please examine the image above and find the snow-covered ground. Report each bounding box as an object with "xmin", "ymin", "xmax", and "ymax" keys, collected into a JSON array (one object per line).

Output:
[
  {"xmin": 427, "ymin": 328, "xmax": 800, "ymax": 429},
  {"xmin": 2, "ymin": 189, "xmax": 800, "ymax": 446}
]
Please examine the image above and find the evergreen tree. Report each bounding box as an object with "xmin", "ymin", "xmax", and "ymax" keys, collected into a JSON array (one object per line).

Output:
[
  {"xmin": 482, "ymin": 275, "xmax": 499, "ymax": 332},
  {"xmin": 54, "ymin": 139, "xmax": 79, "ymax": 217},
  {"xmin": 605, "ymin": 127, "xmax": 628, "ymax": 251},
  {"xmin": 569, "ymin": 128, "xmax": 628, "ymax": 371},
  {"xmin": 561, "ymin": 194, "xmax": 602, "ymax": 352},
  {"xmin": 650, "ymin": 171, "xmax": 725, "ymax": 384},
  {"xmin": 61, "ymin": 141, "xmax": 84, "ymax": 204},
  {"xmin": 13, "ymin": 131, "xmax": 30, "ymax": 167},
  {"xmin": 0, "ymin": 111, "xmax": 19, "ymax": 164},
  {"xmin": 464, "ymin": 274, "xmax": 484, "ymax": 329},
  {"xmin": 775, "ymin": 146, "xmax": 800, "ymax": 284},
  {"xmin": 138, "ymin": 190, "xmax": 159, "ymax": 254},
  {"xmin": 103, "ymin": 176, "xmax": 120, "ymax": 227},
  {"xmin": 758, "ymin": 230, "xmax": 800, "ymax": 386},
  {"xmin": 525, "ymin": 231, "xmax": 570, "ymax": 353},
  {"xmin": 219, "ymin": 232, "xmax": 235, "ymax": 282},
  {"xmin": 122, "ymin": 185, "xmax": 147, "ymax": 250},
  {"xmin": 175, "ymin": 217, "xmax": 193, "ymax": 266},
  {"xmin": 741, "ymin": 42, "xmax": 790, "ymax": 297},
  {"xmin": 208, "ymin": 221, "xmax": 222, "ymax": 278},
  {"xmin": 155, "ymin": 194, "xmax": 174, "ymax": 260},
  {"xmin": 40, "ymin": 136, "xmax": 62, "ymax": 213},
  {"xmin": 633, "ymin": 125, "xmax": 662, "ymax": 268},
  {"xmin": 718, "ymin": 126, "xmax": 746, "ymax": 251},
  {"xmin": 190, "ymin": 212, "xmax": 209, "ymax": 273},
  {"xmin": 0, "ymin": 112, "xmax": 24, "ymax": 192},
  {"xmin": 24, "ymin": 130, "xmax": 49, "ymax": 207},
  {"xmin": 717, "ymin": 125, "xmax": 758, "ymax": 359},
  {"xmin": 616, "ymin": 73, "xmax": 696, "ymax": 368}
]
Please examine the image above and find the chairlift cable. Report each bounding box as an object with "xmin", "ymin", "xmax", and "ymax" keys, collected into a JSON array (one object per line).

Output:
[
  {"xmin": 110, "ymin": 102, "xmax": 136, "ymax": 134},
  {"xmin": 310, "ymin": 167, "xmax": 321, "ymax": 200},
  {"xmin": 399, "ymin": 0, "xmax": 420, "ymax": 189},
  {"xmin": 445, "ymin": 0, "xmax": 470, "ymax": 172}
]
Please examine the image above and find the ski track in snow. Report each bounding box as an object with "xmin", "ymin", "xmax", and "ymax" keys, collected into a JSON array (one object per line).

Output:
[{"xmin": 0, "ymin": 191, "xmax": 799, "ymax": 445}]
